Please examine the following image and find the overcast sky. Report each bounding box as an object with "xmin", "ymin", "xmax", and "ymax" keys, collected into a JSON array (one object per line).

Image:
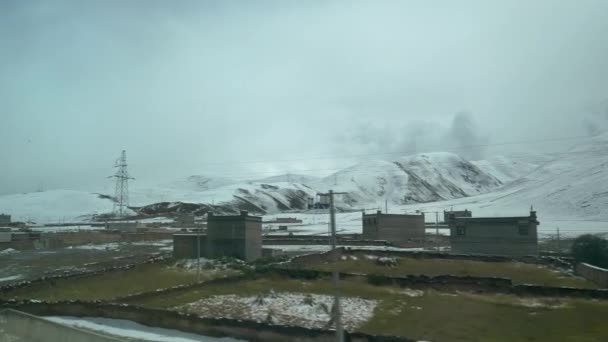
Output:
[{"xmin": 1, "ymin": 0, "xmax": 608, "ymax": 194}]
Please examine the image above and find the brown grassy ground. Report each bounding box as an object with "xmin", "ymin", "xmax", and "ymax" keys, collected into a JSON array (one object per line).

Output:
[
  {"xmin": 130, "ymin": 275, "xmax": 608, "ymax": 342},
  {"xmin": 300, "ymin": 254, "xmax": 596, "ymax": 288}
]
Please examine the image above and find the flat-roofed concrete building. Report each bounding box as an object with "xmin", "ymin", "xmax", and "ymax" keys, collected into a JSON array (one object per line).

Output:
[
  {"xmin": 105, "ymin": 221, "xmax": 137, "ymax": 233},
  {"xmin": 176, "ymin": 214, "xmax": 195, "ymax": 225},
  {"xmin": 362, "ymin": 211, "xmax": 425, "ymax": 245},
  {"xmin": 448, "ymin": 210, "xmax": 539, "ymax": 256},
  {"xmin": 443, "ymin": 209, "xmax": 471, "ymax": 223},
  {"xmin": 0, "ymin": 214, "xmax": 11, "ymax": 224},
  {"xmin": 207, "ymin": 211, "xmax": 262, "ymax": 262},
  {"xmin": 173, "ymin": 233, "xmax": 206, "ymax": 259}
]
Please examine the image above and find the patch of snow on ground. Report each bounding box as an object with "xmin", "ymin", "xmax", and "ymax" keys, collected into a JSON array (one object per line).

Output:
[
  {"xmin": 399, "ymin": 289, "xmax": 424, "ymax": 297},
  {"xmin": 30, "ymin": 225, "xmax": 100, "ymax": 232},
  {"xmin": 178, "ymin": 291, "xmax": 377, "ymax": 330},
  {"xmin": 516, "ymin": 298, "xmax": 567, "ymax": 309},
  {"xmin": 172, "ymin": 258, "xmax": 243, "ymax": 272},
  {"xmin": 0, "ymin": 275, "xmax": 23, "ymax": 283},
  {"xmin": 44, "ymin": 316, "xmax": 244, "ymax": 342},
  {"xmin": 131, "ymin": 239, "xmax": 172, "ymax": 247},
  {"xmin": 0, "ymin": 248, "xmax": 18, "ymax": 255},
  {"xmin": 74, "ymin": 242, "xmax": 121, "ymax": 251}
]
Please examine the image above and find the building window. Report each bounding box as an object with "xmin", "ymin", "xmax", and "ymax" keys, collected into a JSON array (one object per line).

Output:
[
  {"xmin": 456, "ymin": 226, "xmax": 466, "ymax": 236},
  {"xmin": 518, "ymin": 225, "xmax": 528, "ymax": 235},
  {"xmin": 373, "ymin": 218, "xmax": 377, "ymax": 224}
]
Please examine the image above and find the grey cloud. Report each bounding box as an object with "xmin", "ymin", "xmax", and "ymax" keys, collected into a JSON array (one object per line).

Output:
[{"xmin": 1, "ymin": 0, "xmax": 608, "ymax": 194}]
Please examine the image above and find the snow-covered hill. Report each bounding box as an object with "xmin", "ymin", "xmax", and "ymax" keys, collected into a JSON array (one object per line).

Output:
[
  {"xmin": 472, "ymin": 155, "xmax": 542, "ymax": 183},
  {"xmin": 313, "ymin": 153, "xmax": 502, "ymax": 205},
  {"xmin": 160, "ymin": 175, "xmax": 238, "ymax": 192},
  {"xmin": 2, "ymin": 135, "xmax": 607, "ymax": 225},
  {"xmin": 401, "ymin": 134, "xmax": 608, "ymax": 223},
  {"xmin": 253, "ymin": 174, "xmax": 320, "ymax": 185}
]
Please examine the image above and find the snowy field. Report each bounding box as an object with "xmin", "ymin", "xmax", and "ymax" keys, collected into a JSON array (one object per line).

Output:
[
  {"xmin": 30, "ymin": 225, "xmax": 101, "ymax": 232},
  {"xmin": 263, "ymin": 245, "xmax": 427, "ymax": 254},
  {"xmin": 68, "ymin": 240, "xmax": 173, "ymax": 251},
  {"xmin": 178, "ymin": 291, "xmax": 377, "ymax": 330},
  {"xmin": 45, "ymin": 317, "xmax": 244, "ymax": 342}
]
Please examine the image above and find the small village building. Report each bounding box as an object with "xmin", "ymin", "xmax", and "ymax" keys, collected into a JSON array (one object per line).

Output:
[
  {"xmin": 173, "ymin": 211, "xmax": 262, "ymax": 262},
  {"xmin": 172, "ymin": 233, "xmax": 206, "ymax": 259},
  {"xmin": 206, "ymin": 211, "xmax": 262, "ymax": 262},
  {"xmin": 0, "ymin": 214, "xmax": 11, "ymax": 224},
  {"xmin": 362, "ymin": 211, "xmax": 425, "ymax": 245},
  {"xmin": 448, "ymin": 210, "xmax": 539, "ymax": 256},
  {"xmin": 175, "ymin": 214, "xmax": 195, "ymax": 225},
  {"xmin": 105, "ymin": 222, "xmax": 137, "ymax": 233},
  {"xmin": 443, "ymin": 209, "xmax": 472, "ymax": 223}
]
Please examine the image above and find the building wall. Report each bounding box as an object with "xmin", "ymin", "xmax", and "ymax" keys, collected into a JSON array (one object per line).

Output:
[
  {"xmin": 576, "ymin": 263, "xmax": 608, "ymax": 288},
  {"xmin": 362, "ymin": 212, "xmax": 425, "ymax": 244},
  {"xmin": 206, "ymin": 211, "xmax": 261, "ymax": 262},
  {"xmin": 449, "ymin": 212, "xmax": 539, "ymax": 256},
  {"xmin": 443, "ymin": 210, "xmax": 472, "ymax": 223},
  {"xmin": 0, "ymin": 214, "xmax": 11, "ymax": 224},
  {"xmin": 106, "ymin": 222, "xmax": 137, "ymax": 233},
  {"xmin": 0, "ymin": 232, "xmax": 11, "ymax": 243},
  {"xmin": 173, "ymin": 234, "xmax": 207, "ymax": 259}
]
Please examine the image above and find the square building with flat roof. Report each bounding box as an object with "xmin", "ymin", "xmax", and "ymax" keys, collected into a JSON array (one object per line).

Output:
[
  {"xmin": 448, "ymin": 210, "xmax": 539, "ymax": 256},
  {"xmin": 362, "ymin": 211, "xmax": 425, "ymax": 245},
  {"xmin": 207, "ymin": 211, "xmax": 262, "ymax": 262}
]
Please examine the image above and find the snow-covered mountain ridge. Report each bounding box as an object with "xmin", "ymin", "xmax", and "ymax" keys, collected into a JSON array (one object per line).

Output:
[{"xmin": 1, "ymin": 134, "xmax": 606, "ymax": 224}]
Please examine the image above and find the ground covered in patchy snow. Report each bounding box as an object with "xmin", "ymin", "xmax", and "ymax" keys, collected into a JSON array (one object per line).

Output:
[
  {"xmin": 177, "ymin": 291, "xmax": 377, "ymax": 331},
  {"xmin": 44, "ymin": 316, "xmax": 244, "ymax": 342}
]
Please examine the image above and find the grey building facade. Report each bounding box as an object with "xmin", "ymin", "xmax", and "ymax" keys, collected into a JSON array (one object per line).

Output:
[
  {"xmin": 448, "ymin": 210, "xmax": 539, "ymax": 256},
  {"xmin": 362, "ymin": 211, "xmax": 425, "ymax": 245},
  {"xmin": 206, "ymin": 211, "xmax": 262, "ymax": 262},
  {"xmin": 0, "ymin": 214, "xmax": 11, "ymax": 224},
  {"xmin": 443, "ymin": 209, "xmax": 471, "ymax": 223},
  {"xmin": 173, "ymin": 233, "xmax": 207, "ymax": 259}
]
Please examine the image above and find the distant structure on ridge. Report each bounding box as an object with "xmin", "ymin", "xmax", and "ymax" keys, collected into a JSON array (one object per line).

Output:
[{"xmin": 109, "ymin": 150, "xmax": 134, "ymax": 217}]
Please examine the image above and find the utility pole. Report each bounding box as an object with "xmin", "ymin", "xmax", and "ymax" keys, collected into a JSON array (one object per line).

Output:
[
  {"xmin": 319, "ymin": 190, "xmax": 347, "ymax": 342},
  {"xmin": 197, "ymin": 228, "xmax": 201, "ymax": 281},
  {"xmin": 385, "ymin": 199, "xmax": 388, "ymax": 214},
  {"xmin": 435, "ymin": 211, "xmax": 439, "ymax": 252},
  {"xmin": 556, "ymin": 227, "xmax": 561, "ymax": 256}
]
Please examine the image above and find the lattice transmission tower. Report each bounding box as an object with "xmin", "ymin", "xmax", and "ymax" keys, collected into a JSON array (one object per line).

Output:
[{"xmin": 109, "ymin": 150, "xmax": 134, "ymax": 217}]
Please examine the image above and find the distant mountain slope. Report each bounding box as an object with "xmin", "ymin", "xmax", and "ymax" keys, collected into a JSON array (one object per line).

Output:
[
  {"xmin": 161, "ymin": 175, "xmax": 238, "ymax": 191},
  {"xmin": 3, "ymin": 136, "xmax": 606, "ymax": 224},
  {"xmin": 136, "ymin": 182, "xmax": 315, "ymax": 216},
  {"xmin": 314, "ymin": 153, "xmax": 503, "ymax": 206},
  {"xmin": 406, "ymin": 134, "xmax": 608, "ymax": 221},
  {"xmin": 472, "ymin": 155, "xmax": 543, "ymax": 183},
  {"xmin": 253, "ymin": 174, "xmax": 321, "ymax": 185}
]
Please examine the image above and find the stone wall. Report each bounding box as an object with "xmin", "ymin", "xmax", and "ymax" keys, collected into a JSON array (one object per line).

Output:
[{"xmin": 575, "ymin": 263, "xmax": 608, "ymax": 288}]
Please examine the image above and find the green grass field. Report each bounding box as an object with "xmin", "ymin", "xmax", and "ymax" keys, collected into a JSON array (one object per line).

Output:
[
  {"xmin": 129, "ymin": 275, "xmax": 608, "ymax": 342},
  {"xmin": 300, "ymin": 254, "xmax": 596, "ymax": 288},
  {"xmin": 0, "ymin": 260, "xmax": 238, "ymax": 302}
]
